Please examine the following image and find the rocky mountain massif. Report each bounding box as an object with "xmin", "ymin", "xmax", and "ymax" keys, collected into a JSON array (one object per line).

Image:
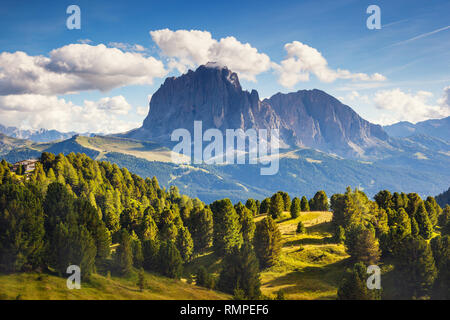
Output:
[{"xmin": 125, "ymin": 63, "xmax": 391, "ymax": 159}]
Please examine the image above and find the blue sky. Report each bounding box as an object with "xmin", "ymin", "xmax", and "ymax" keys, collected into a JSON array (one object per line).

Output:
[{"xmin": 0, "ymin": 0, "xmax": 449, "ymax": 132}]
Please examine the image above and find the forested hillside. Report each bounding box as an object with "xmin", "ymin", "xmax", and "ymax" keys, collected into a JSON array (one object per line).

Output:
[{"xmin": 0, "ymin": 152, "xmax": 449, "ymax": 300}]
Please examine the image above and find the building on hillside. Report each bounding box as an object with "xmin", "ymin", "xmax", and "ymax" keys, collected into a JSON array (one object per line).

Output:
[{"xmin": 12, "ymin": 159, "xmax": 39, "ymax": 173}]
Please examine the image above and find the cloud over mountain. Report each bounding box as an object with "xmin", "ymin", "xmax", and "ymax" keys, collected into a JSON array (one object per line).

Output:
[
  {"xmin": 0, "ymin": 94, "xmax": 138, "ymax": 133},
  {"xmin": 150, "ymin": 29, "xmax": 272, "ymax": 81},
  {"xmin": 374, "ymin": 88, "xmax": 450, "ymax": 124},
  {"xmin": 273, "ymin": 41, "xmax": 386, "ymax": 87}
]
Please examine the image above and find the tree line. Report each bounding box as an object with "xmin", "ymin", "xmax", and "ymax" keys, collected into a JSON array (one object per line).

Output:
[{"xmin": 0, "ymin": 153, "xmax": 448, "ymax": 300}]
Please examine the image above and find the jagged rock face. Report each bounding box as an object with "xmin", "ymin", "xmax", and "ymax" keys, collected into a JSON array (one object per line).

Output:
[
  {"xmin": 264, "ymin": 90, "xmax": 389, "ymax": 157},
  {"xmin": 133, "ymin": 65, "xmax": 286, "ymax": 141},
  {"xmin": 129, "ymin": 64, "xmax": 390, "ymax": 158}
]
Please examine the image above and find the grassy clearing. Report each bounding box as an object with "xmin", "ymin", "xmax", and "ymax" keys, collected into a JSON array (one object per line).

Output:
[
  {"xmin": 0, "ymin": 270, "xmax": 229, "ymax": 300},
  {"xmin": 187, "ymin": 211, "xmax": 350, "ymax": 300},
  {"xmin": 260, "ymin": 211, "xmax": 349, "ymax": 299}
]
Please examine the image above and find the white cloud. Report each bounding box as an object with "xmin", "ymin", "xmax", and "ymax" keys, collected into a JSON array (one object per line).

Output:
[
  {"xmin": 136, "ymin": 106, "xmax": 149, "ymax": 116},
  {"xmin": 0, "ymin": 44, "xmax": 167, "ymax": 95},
  {"xmin": 0, "ymin": 94, "xmax": 138, "ymax": 133},
  {"xmin": 274, "ymin": 41, "xmax": 386, "ymax": 87},
  {"xmin": 150, "ymin": 29, "xmax": 271, "ymax": 81},
  {"xmin": 373, "ymin": 88, "xmax": 450, "ymax": 124}
]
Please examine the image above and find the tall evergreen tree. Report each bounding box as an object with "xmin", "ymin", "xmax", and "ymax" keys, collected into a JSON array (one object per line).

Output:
[
  {"xmin": 309, "ymin": 191, "xmax": 329, "ymax": 211},
  {"xmin": 269, "ymin": 193, "xmax": 284, "ymax": 219},
  {"xmin": 394, "ymin": 236, "xmax": 437, "ymax": 299},
  {"xmin": 415, "ymin": 202, "xmax": 433, "ymax": 240},
  {"xmin": 210, "ymin": 199, "xmax": 243, "ymax": 256},
  {"xmin": 218, "ymin": 243, "xmax": 261, "ymax": 299},
  {"xmin": 253, "ymin": 216, "xmax": 282, "ymax": 268},
  {"xmin": 290, "ymin": 197, "xmax": 301, "ymax": 219},
  {"xmin": 158, "ymin": 241, "xmax": 183, "ymax": 279},
  {"xmin": 176, "ymin": 225, "xmax": 194, "ymax": 262},
  {"xmin": 115, "ymin": 229, "xmax": 133, "ymax": 275},
  {"xmin": 345, "ymin": 224, "xmax": 380, "ymax": 265},
  {"xmin": 300, "ymin": 196, "xmax": 310, "ymax": 212},
  {"xmin": 337, "ymin": 262, "xmax": 380, "ymax": 300},
  {"xmin": 189, "ymin": 207, "xmax": 213, "ymax": 253}
]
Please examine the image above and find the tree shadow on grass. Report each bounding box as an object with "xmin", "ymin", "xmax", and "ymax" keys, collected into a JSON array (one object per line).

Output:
[{"xmin": 263, "ymin": 258, "xmax": 351, "ymax": 298}]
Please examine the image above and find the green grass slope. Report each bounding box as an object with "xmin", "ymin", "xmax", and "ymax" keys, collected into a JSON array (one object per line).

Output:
[
  {"xmin": 186, "ymin": 211, "xmax": 350, "ymax": 300},
  {"xmin": 0, "ymin": 271, "xmax": 230, "ymax": 300}
]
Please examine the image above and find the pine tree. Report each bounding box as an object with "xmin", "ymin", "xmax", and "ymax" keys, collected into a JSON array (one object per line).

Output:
[
  {"xmin": 309, "ymin": 191, "xmax": 329, "ymax": 211},
  {"xmin": 245, "ymin": 199, "xmax": 258, "ymax": 216},
  {"xmin": 296, "ymin": 221, "xmax": 306, "ymax": 234},
  {"xmin": 0, "ymin": 183, "xmax": 45, "ymax": 272},
  {"xmin": 337, "ymin": 262, "xmax": 380, "ymax": 300},
  {"xmin": 430, "ymin": 235, "xmax": 450, "ymax": 299},
  {"xmin": 176, "ymin": 225, "xmax": 194, "ymax": 262},
  {"xmin": 236, "ymin": 205, "xmax": 255, "ymax": 243},
  {"xmin": 253, "ymin": 216, "xmax": 282, "ymax": 268},
  {"xmin": 416, "ymin": 202, "xmax": 433, "ymax": 240},
  {"xmin": 130, "ymin": 231, "xmax": 144, "ymax": 268},
  {"xmin": 269, "ymin": 193, "xmax": 284, "ymax": 219},
  {"xmin": 394, "ymin": 236, "xmax": 437, "ymax": 299},
  {"xmin": 210, "ymin": 199, "xmax": 243, "ymax": 256},
  {"xmin": 290, "ymin": 197, "xmax": 301, "ymax": 219},
  {"xmin": 189, "ymin": 207, "xmax": 213, "ymax": 253},
  {"xmin": 260, "ymin": 198, "xmax": 271, "ymax": 214},
  {"xmin": 115, "ymin": 229, "xmax": 133, "ymax": 275},
  {"xmin": 345, "ymin": 224, "xmax": 380, "ymax": 265},
  {"xmin": 142, "ymin": 239, "xmax": 160, "ymax": 272},
  {"xmin": 218, "ymin": 243, "xmax": 261, "ymax": 299},
  {"xmin": 158, "ymin": 241, "xmax": 183, "ymax": 279},
  {"xmin": 300, "ymin": 196, "xmax": 310, "ymax": 212}
]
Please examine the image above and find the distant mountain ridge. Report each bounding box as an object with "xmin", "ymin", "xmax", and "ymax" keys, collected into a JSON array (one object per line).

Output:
[
  {"xmin": 384, "ymin": 117, "xmax": 450, "ymax": 141},
  {"xmin": 0, "ymin": 124, "xmax": 94, "ymax": 143},
  {"xmin": 124, "ymin": 64, "xmax": 391, "ymax": 159}
]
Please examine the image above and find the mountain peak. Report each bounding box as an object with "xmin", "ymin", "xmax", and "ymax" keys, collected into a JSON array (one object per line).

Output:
[{"xmin": 127, "ymin": 65, "xmax": 391, "ymax": 159}]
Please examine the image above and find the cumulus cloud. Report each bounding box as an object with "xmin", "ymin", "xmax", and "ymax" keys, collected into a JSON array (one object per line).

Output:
[
  {"xmin": 136, "ymin": 106, "xmax": 149, "ymax": 116},
  {"xmin": 150, "ymin": 29, "xmax": 271, "ymax": 81},
  {"xmin": 0, "ymin": 94, "xmax": 138, "ymax": 133},
  {"xmin": 373, "ymin": 88, "xmax": 450, "ymax": 124},
  {"xmin": 273, "ymin": 41, "xmax": 386, "ymax": 87},
  {"xmin": 0, "ymin": 44, "xmax": 167, "ymax": 95}
]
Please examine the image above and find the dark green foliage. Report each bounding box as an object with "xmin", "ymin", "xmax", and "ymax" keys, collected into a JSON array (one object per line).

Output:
[
  {"xmin": 157, "ymin": 241, "xmax": 183, "ymax": 279},
  {"xmin": 142, "ymin": 239, "xmax": 160, "ymax": 272},
  {"xmin": 218, "ymin": 243, "xmax": 261, "ymax": 299},
  {"xmin": 438, "ymin": 205, "xmax": 450, "ymax": 228},
  {"xmin": 296, "ymin": 221, "xmax": 306, "ymax": 234},
  {"xmin": 436, "ymin": 187, "xmax": 450, "ymax": 208},
  {"xmin": 115, "ymin": 229, "xmax": 133, "ymax": 276},
  {"xmin": 424, "ymin": 196, "xmax": 440, "ymax": 226},
  {"xmin": 253, "ymin": 216, "xmax": 282, "ymax": 268},
  {"xmin": 374, "ymin": 190, "xmax": 393, "ymax": 211},
  {"xmin": 176, "ymin": 226, "xmax": 194, "ymax": 262},
  {"xmin": 393, "ymin": 236, "xmax": 437, "ymax": 299},
  {"xmin": 415, "ymin": 202, "xmax": 433, "ymax": 239},
  {"xmin": 345, "ymin": 224, "xmax": 380, "ymax": 265},
  {"xmin": 300, "ymin": 196, "xmax": 310, "ymax": 211},
  {"xmin": 430, "ymin": 235, "xmax": 450, "ymax": 299},
  {"xmin": 269, "ymin": 193, "xmax": 284, "ymax": 219},
  {"xmin": 245, "ymin": 199, "xmax": 258, "ymax": 216},
  {"xmin": 290, "ymin": 197, "xmax": 301, "ymax": 218},
  {"xmin": 309, "ymin": 190, "xmax": 329, "ymax": 211},
  {"xmin": 337, "ymin": 262, "xmax": 380, "ymax": 300},
  {"xmin": 235, "ymin": 203, "xmax": 255, "ymax": 243},
  {"xmin": 210, "ymin": 199, "xmax": 242, "ymax": 256},
  {"xmin": 130, "ymin": 232, "xmax": 144, "ymax": 268},
  {"xmin": 259, "ymin": 198, "xmax": 270, "ymax": 214},
  {"xmin": 188, "ymin": 207, "xmax": 213, "ymax": 253},
  {"xmin": 0, "ymin": 183, "xmax": 45, "ymax": 272},
  {"xmin": 277, "ymin": 191, "xmax": 291, "ymax": 211},
  {"xmin": 195, "ymin": 266, "xmax": 214, "ymax": 289},
  {"xmin": 333, "ymin": 225, "xmax": 345, "ymax": 244}
]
